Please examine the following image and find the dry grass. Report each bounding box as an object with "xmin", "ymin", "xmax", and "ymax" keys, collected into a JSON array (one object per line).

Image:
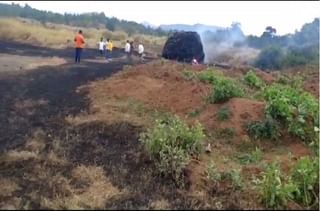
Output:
[
  {"xmin": 0, "ymin": 17, "xmax": 166, "ymax": 54},
  {"xmin": 0, "ymin": 178, "xmax": 20, "ymax": 197},
  {"xmin": 39, "ymin": 165, "xmax": 121, "ymax": 209}
]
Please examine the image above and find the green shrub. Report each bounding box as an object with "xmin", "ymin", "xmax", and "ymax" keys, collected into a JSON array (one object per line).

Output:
[
  {"xmin": 139, "ymin": 115, "xmax": 205, "ymax": 181},
  {"xmin": 247, "ymin": 117, "xmax": 280, "ymax": 140},
  {"xmin": 243, "ymin": 70, "xmax": 265, "ymax": 88},
  {"xmin": 216, "ymin": 107, "xmax": 231, "ymax": 121},
  {"xmin": 197, "ymin": 69, "xmax": 222, "ymax": 84},
  {"xmin": 262, "ymin": 84, "xmax": 319, "ymax": 140},
  {"xmin": 258, "ymin": 163, "xmax": 299, "ymax": 208},
  {"xmin": 291, "ymin": 156, "xmax": 319, "ymax": 207},
  {"xmin": 208, "ymin": 77, "xmax": 244, "ymax": 103}
]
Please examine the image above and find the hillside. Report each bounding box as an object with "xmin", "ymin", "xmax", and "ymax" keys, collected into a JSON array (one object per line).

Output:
[{"xmin": 0, "ymin": 17, "xmax": 166, "ymax": 54}]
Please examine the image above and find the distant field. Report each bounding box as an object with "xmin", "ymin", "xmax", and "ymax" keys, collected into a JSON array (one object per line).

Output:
[{"xmin": 0, "ymin": 17, "xmax": 166, "ymax": 55}]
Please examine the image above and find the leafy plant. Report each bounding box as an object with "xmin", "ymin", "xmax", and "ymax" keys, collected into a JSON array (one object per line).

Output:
[
  {"xmin": 216, "ymin": 107, "xmax": 231, "ymax": 121},
  {"xmin": 258, "ymin": 163, "xmax": 299, "ymax": 208},
  {"xmin": 291, "ymin": 156, "xmax": 319, "ymax": 207},
  {"xmin": 243, "ymin": 70, "xmax": 265, "ymax": 88},
  {"xmin": 208, "ymin": 77, "xmax": 244, "ymax": 103},
  {"xmin": 247, "ymin": 117, "xmax": 280, "ymax": 140},
  {"xmin": 262, "ymin": 84, "xmax": 319, "ymax": 140},
  {"xmin": 140, "ymin": 115, "xmax": 205, "ymax": 181}
]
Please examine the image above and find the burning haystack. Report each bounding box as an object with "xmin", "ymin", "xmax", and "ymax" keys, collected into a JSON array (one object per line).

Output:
[{"xmin": 162, "ymin": 31, "xmax": 205, "ymax": 63}]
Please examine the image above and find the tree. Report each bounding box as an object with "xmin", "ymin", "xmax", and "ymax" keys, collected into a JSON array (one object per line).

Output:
[{"xmin": 254, "ymin": 46, "xmax": 284, "ymax": 70}]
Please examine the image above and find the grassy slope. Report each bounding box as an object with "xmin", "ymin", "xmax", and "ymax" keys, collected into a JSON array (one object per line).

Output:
[{"xmin": 0, "ymin": 17, "xmax": 166, "ymax": 54}]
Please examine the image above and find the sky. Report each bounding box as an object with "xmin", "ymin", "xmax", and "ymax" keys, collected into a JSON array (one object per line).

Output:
[{"xmin": 1, "ymin": 1, "xmax": 320, "ymax": 36}]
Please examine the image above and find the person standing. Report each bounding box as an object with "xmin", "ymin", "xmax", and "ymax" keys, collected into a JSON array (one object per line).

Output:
[
  {"xmin": 74, "ymin": 30, "xmax": 85, "ymax": 63},
  {"xmin": 138, "ymin": 42, "xmax": 144, "ymax": 61},
  {"xmin": 106, "ymin": 40, "xmax": 113, "ymax": 61},
  {"xmin": 98, "ymin": 37, "xmax": 105, "ymax": 56},
  {"xmin": 130, "ymin": 41, "xmax": 134, "ymax": 55},
  {"xmin": 105, "ymin": 38, "xmax": 109, "ymax": 59},
  {"xmin": 124, "ymin": 40, "xmax": 131, "ymax": 60}
]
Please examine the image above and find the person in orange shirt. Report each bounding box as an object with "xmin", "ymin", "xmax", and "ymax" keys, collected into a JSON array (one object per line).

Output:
[{"xmin": 74, "ymin": 30, "xmax": 85, "ymax": 63}]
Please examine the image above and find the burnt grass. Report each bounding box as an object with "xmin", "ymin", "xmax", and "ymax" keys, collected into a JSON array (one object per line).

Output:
[{"xmin": 0, "ymin": 42, "xmax": 227, "ymax": 209}]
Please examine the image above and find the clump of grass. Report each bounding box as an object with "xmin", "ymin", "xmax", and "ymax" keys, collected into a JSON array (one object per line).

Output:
[
  {"xmin": 218, "ymin": 128, "xmax": 235, "ymax": 139},
  {"xmin": 236, "ymin": 147, "xmax": 263, "ymax": 165},
  {"xmin": 216, "ymin": 107, "xmax": 231, "ymax": 121}
]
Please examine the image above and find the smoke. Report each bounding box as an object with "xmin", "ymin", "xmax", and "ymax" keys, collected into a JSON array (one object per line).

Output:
[{"xmin": 196, "ymin": 24, "xmax": 259, "ymax": 66}]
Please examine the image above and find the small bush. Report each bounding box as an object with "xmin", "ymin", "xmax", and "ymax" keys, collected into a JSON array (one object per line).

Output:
[
  {"xmin": 140, "ymin": 115, "xmax": 205, "ymax": 181},
  {"xmin": 247, "ymin": 117, "xmax": 280, "ymax": 140},
  {"xmin": 243, "ymin": 70, "xmax": 265, "ymax": 88},
  {"xmin": 262, "ymin": 84, "xmax": 319, "ymax": 140},
  {"xmin": 291, "ymin": 156, "xmax": 319, "ymax": 207},
  {"xmin": 216, "ymin": 107, "xmax": 231, "ymax": 121},
  {"xmin": 208, "ymin": 77, "xmax": 244, "ymax": 103},
  {"xmin": 258, "ymin": 163, "xmax": 299, "ymax": 208},
  {"xmin": 197, "ymin": 69, "xmax": 222, "ymax": 84}
]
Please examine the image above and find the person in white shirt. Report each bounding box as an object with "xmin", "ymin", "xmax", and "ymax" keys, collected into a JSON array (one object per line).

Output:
[
  {"xmin": 138, "ymin": 43, "xmax": 144, "ymax": 61},
  {"xmin": 98, "ymin": 37, "xmax": 105, "ymax": 56},
  {"xmin": 124, "ymin": 40, "xmax": 131, "ymax": 60}
]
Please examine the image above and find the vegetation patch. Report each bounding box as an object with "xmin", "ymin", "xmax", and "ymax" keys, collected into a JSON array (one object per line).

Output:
[
  {"xmin": 262, "ymin": 84, "xmax": 319, "ymax": 141},
  {"xmin": 247, "ymin": 117, "xmax": 280, "ymax": 140},
  {"xmin": 256, "ymin": 156, "xmax": 319, "ymax": 209},
  {"xmin": 236, "ymin": 147, "xmax": 263, "ymax": 165},
  {"xmin": 243, "ymin": 70, "xmax": 265, "ymax": 88},
  {"xmin": 139, "ymin": 115, "xmax": 205, "ymax": 183},
  {"xmin": 216, "ymin": 107, "xmax": 231, "ymax": 121}
]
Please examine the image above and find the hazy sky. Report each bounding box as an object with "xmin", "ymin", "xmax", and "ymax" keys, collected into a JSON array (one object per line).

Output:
[{"xmin": 2, "ymin": 1, "xmax": 320, "ymax": 36}]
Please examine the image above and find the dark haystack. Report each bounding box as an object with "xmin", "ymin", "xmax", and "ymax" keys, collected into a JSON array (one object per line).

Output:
[{"xmin": 162, "ymin": 31, "xmax": 205, "ymax": 63}]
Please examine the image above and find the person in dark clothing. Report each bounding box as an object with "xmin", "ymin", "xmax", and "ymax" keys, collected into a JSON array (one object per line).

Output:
[{"xmin": 130, "ymin": 41, "xmax": 134, "ymax": 55}]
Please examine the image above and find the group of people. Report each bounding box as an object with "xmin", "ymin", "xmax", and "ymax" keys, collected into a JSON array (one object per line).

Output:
[
  {"xmin": 73, "ymin": 30, "xmax": 144, "ymax": 63},
  {"xmin": 124, "ymin": 40, "xmax": 145, "ymax": 61},
  {"xmin": 98, "ymin": 37, "xmax": 113, "ymax": 61}
]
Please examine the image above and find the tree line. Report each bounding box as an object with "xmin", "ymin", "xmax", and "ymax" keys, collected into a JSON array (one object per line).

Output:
[{"xmin": 0, "ymin": 3, "xmax": 168, "ymax": 37}]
